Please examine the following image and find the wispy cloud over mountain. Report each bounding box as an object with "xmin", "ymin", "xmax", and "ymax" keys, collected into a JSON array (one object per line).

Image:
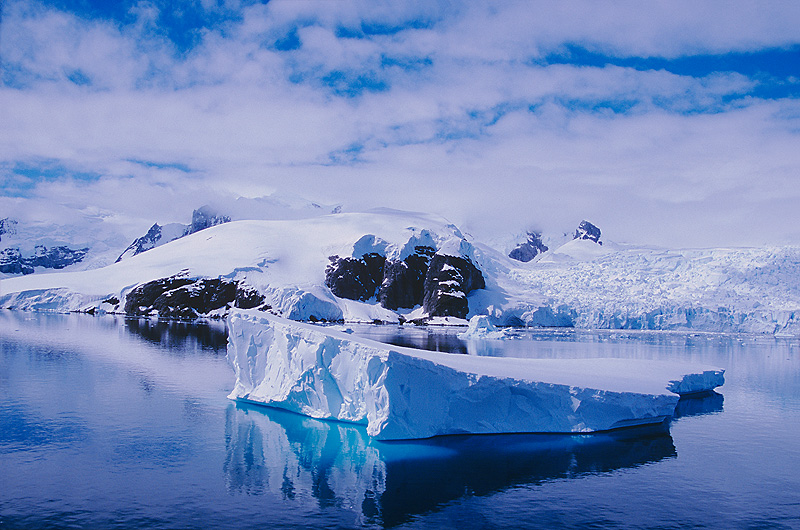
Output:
[{"xmin": 2, "ymin": 0, "xmax": 799, "ymax": 246}]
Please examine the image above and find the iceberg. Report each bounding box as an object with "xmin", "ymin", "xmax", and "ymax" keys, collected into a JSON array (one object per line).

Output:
[
  {"xmin": 458, "ymin": 314, "xmax": 513, "ymax": 339},
  {"xmin": 227, "ymin": 309, "xmax": 724, "ymax": 440}
]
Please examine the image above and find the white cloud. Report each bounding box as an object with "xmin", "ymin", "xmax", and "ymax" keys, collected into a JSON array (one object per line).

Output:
[{"xmin": 1, "ymin": 0, "xmax": 799, "ymax": 249}]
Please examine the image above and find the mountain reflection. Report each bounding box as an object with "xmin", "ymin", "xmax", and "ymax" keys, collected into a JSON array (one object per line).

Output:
[
  {"xmin": 225, "ymin": 403, "xmax": 677, "ymax": 528},
  {"xmin": 123, "ymin": 317, "xmax": 227, "ymax": 352},
  {"xmin": 344, "ymin": 324, "xmax": 468, "ymax": 354}
]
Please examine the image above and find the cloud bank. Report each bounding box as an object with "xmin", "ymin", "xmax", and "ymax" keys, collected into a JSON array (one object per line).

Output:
[{"xmin": 1, "ymin": 0, "xmax": 799, "ymax": 247}]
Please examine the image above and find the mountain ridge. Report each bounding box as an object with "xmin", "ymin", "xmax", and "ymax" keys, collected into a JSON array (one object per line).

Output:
[{"xmin": 0, "ymin": 209, "xmax": 797, "ymax": 336}]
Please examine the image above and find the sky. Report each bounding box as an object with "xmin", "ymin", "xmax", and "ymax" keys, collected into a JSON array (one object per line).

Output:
[{"xmin": 1, "ymin": 0, "xmax": 799, "ymax": 248}]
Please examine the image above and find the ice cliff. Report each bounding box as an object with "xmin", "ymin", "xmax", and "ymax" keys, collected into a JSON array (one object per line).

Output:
[{"xmin": 226, "ymin": 309, "xmax": 724, "ymax": 440}]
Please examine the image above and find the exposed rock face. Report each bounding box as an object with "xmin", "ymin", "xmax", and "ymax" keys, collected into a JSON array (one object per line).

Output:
[
  {"xmin": 326, "ymin": 245, "xmax": 485, "ymax": 318},
  {"xmin": 124, "ymin": 276, "xmax": 196, "ymax": 315},
  {"xmin": 234, "ymin": 286, "xmax": 267, "ymax": 310},
  {"xmin": 117, "ymin": 205, "xmax": 232, "ymax": 262},
  {"xmin": 0, "ymin": 218, "xmax": 17, "ymax": 242},
  {"xmin": 116, "ymin": 223, "xmax": 163, "ymax": 262},
  {"xmin": 28, "ymin": 245, "xmax": 89, "ymax": 269},
  {"xmin": 0, "ymin": 248, "xmax": 32, "ymax": 275},
  {"xmin": 151, "ymin": 279, "xmax": 238, "ymax": 319},
  {"xmin": 325, "ymin": 253, "xmax": 386, "ymax": 301},
  {"xmin": 423, "ymin": 255, "xmax": 485, "ymax": 319},
  {"xmin": 124, "ymin": 276, "xmax": 267, "ymax": 318},
  {"xmin": 574, "ymin": 220, "xmax": 602, "ymax": 244},
  {"xmin": 509, "ymin": 231, "xmax": 548, "ymax": 262},
  {"xmin": 378, "ymin": 246, "xmax": 434, "ymax": 310},
  {"xmin": 188, "ymin": 206, "xmax": 230, "ymax": 235},
  {"xmin": 0, "ymin": 245, "xmax": 89, "ymax": 274}
]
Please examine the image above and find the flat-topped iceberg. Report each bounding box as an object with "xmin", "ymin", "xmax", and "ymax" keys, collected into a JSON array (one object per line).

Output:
[{"xmin": 227, "ymin": 310, "xmax": 724, "ymax": 440}]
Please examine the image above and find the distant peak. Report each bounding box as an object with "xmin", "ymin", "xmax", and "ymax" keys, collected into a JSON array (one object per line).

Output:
[{"xmin": 574, "ymin": 220, "xmax": 602, "ymax": 245}]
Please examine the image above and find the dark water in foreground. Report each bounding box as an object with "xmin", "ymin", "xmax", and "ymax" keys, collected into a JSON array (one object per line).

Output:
[{"xmin": 1, "ymin": 312, "xmax": 799, "ymax": 529}]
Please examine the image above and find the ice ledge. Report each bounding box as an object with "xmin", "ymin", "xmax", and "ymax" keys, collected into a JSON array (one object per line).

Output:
[{"xmin": 226, "ymin": 309, "xmax": 724, "ymax": 440}]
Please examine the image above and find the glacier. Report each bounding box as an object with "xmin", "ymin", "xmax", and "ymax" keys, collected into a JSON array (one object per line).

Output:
[{"xmin": 226, "ymin": 309, "xmax": 724, "ymax": 440}]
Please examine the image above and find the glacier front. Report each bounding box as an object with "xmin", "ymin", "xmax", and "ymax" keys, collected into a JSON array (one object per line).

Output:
[{"xmin": 227, "ymin": 309, "xmax": 724, "ymax": 440}]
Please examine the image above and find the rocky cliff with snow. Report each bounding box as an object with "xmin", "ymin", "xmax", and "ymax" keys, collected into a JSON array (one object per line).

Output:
[
  {"xmin": 116, "ymin": 206, "xmax": 232, "ymax": 262},
  {"xmin": 0, "ymin": 245, "xmax": 89, "ymax": 274},
  {"xmin": 0, "ymin": 216, "xmax": 91, "ymax": 274},
  {"xmin": 324, "ymin": 245, "xmax": 485, "ymax": 319},
  {"xmin": 508, "ymin": 231, "xmax": 549, "ymax": 262}
]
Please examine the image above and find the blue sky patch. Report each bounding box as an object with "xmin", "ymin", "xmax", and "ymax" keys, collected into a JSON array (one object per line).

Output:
[
  {"xmin": 321, "ymin": 70, "xmax": 388, "ymax": 98},
  {"xmin": 65, "ymin": 69, "xmax": 92, "ymax": 86},
  {"xmin": 274, "ymin": 27, "xmax": 301, "ymax": 51},
  {"xmin": 556, "ymin": 98, "xmax": 643, "ymax": 116},
  {"xmin": 42, "ymin": 0, "xmax": 254, "ymax": 53},
  {"xmin": 1, "ymin": 62, "xmax": 35, "ymax": 89},
  {"xmin": 541, "ymin": 44, "xmax": 800, "ymax": 100},
  {"xmin": 126, "ymin": 159, "xmax": 193, "ymax": 173},
  {"xmin": 335, "ymin": 18, "xmax": 435, "ymax": 40},
  {"xmin": 325, "ymin": 143, "xmax": 366, "ymax": 166},
  {"xmin": 2, "ymin": 161, "xmax": 102, "ymax": 197},
  {"xmin": 380, "ymin": 54, "xmax": 433, "ymax": 71}
]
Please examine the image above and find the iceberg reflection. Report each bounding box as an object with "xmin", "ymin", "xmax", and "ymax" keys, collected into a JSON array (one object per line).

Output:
[
  {"xmin": 225, "ymin": 402, "xmax": 677, "ymax": 528},
  {"xmin": 673, "ymin": 391, "xmax": 724, "ymax": 419}
]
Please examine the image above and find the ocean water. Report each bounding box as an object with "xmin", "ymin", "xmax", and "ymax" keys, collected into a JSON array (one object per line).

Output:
[{"xmin": 1, "ymin": 311, "xmax": 799, "ymax": 530}]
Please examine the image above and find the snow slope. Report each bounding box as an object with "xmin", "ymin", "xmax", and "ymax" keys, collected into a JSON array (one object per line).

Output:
[{"xmin": 227, "ymin": 310, "xmax": 724, "ymax": 439}]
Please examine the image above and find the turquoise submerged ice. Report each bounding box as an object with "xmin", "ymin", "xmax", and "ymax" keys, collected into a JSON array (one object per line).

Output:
[{"xmin": 227, "ymin": 310, "xmax": 724, "ymax": 440}]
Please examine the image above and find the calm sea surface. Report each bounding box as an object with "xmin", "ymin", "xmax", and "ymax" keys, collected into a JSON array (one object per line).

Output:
[{"xmin": 1, "ymin": 311, "xmax": 799, "ymax": 529}]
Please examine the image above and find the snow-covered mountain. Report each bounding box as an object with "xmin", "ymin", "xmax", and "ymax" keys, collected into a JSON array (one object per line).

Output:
[
  {"xmin": 0, "ymin": 193, "xmax": 342, "ymax": 276},
  {"xmin": 0, "ymin": 208, "xmax": 798, "ymax": 336},
  {"xmin": 1, "ymin": 214, "xmax": 90, "ymax": 274},
  {"xmin": 116, "ymin": 196, "xmax": 341, "ymax": 262},
  {"xmin": 115, "ymin": 206, "xmax": 231, "ymax": 262},
  {"xmin": 0, "ymin": 214, "xmax": 127, "ymax": 275}
]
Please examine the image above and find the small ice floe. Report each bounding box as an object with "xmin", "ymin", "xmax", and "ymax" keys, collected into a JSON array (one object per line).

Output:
[{"xmin": 457, "ymin": 315, "xmax": 514, "ymax": 340}]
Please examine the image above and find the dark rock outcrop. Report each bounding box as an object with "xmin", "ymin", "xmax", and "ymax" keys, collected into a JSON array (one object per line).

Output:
[
  {"xmin": 378, "ymin": 246, "xmax": 434, "ymax": 310},
  {"xmin": 27, "ymin": 245, "xmax": 89, "ymax": 269},
  {"xmin": 124, "ymin": 276, "xmax": 267, "ymax": 319},
  {"xmin": 422, "ymin": 255, "xmax": 485, "ymax": 319},
  {"xmin": 116, "ymin": 223, "xmax": 163, "ymax": 262},
  {"xmin": 325, "ymin": 253, "xmax": 386, "ymax": 301},
  {"xmin": 0, "ymin": 248, "xmax": 33, "ymax": 275},
  {"xmin": 151, "ymin": 279, "xmax": 238, "ymax": 319},
  {"xmin": 509, "ymin": 231, "xmax": 548, "ymax": 262},
  {"xmin": 0, "ymin": 245, "xmax": 88, "ymax": 274},
  {"xmin": 326, "ymin": 245, "xmax": 485, "ymax": 318},
  {"xmin": 0, "ymin": 218, "xmax": 17, "ymax": 242},
  {"xmin": 574, "ymin": 220, "xmax": 602, "ymax": 244},
  {"xmin": 234, "ymin": 285, "xmax": 267, "ymax": 310},
  {"xmin": 187, "ymin": 206, "xmax": 230, "ymax": 235},
  {"xmin": 117, "ymin": 205, "xmax": 232, "ymax": 262},
  {"xmin": 124, "ymin": 276, "xmax": 196, "ymax": 315}
]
